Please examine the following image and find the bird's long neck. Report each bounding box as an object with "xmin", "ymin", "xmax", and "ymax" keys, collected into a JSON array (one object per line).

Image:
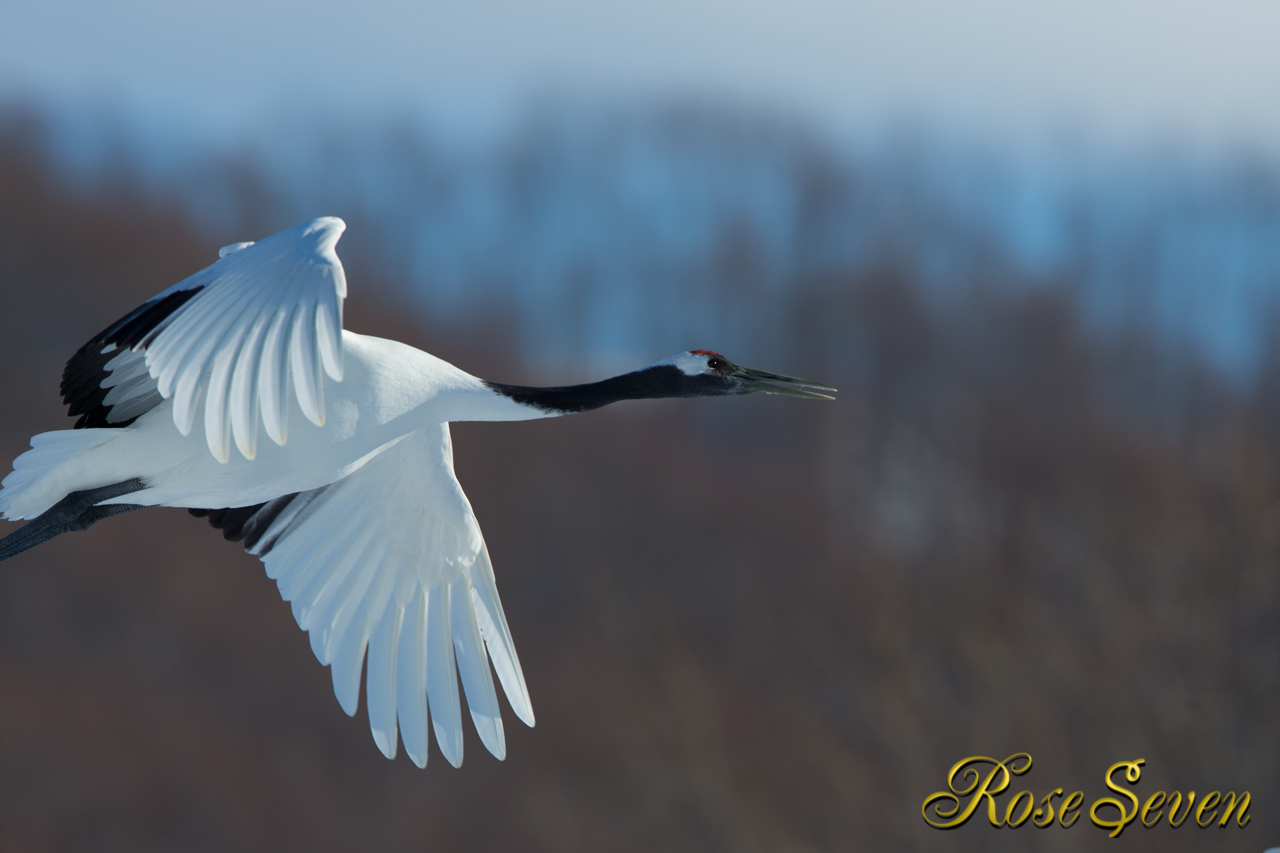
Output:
[{"xmin": 483, "ymin": 365, "xmax": 705, "ymax": 417}]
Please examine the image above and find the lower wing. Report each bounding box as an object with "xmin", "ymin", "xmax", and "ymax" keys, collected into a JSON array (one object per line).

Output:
[{"xmin": 197, "ymin": 425, "xmax": 533, "ymax": 767}]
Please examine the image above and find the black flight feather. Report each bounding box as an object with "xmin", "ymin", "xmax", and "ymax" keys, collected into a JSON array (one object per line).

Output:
[{"xmin": 61, "ymin": 286, "xmax": 204, "ymax": 429}]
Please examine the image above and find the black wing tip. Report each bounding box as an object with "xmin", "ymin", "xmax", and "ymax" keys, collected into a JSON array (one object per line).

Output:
[{"xmin": 60, "ymin": 286, "xmax": 205, "ymax": 428}]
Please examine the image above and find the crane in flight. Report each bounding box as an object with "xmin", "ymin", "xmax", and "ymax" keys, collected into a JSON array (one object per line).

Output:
[{"xmin": 0, "ymin": 217, "xmax": 834, "ymax": 768}]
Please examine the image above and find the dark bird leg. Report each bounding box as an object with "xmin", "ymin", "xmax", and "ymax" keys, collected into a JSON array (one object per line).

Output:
[{"xmin": 0, "ymin": 479, "xmax": 147, "ymax": 562}]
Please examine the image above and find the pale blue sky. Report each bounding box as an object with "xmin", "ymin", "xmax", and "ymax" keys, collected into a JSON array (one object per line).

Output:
[{"xmin": 3, "ymin": 0, "xmax": 1279, "ymax": 152}]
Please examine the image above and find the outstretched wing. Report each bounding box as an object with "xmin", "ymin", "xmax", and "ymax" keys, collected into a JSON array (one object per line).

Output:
[
  {"xmin": 61, "ymin": 217, "xmax": 347, "ymax": 463},
  {"xmin": 194, "ymin": 424, "xmax": 534, "ymax": 767}
]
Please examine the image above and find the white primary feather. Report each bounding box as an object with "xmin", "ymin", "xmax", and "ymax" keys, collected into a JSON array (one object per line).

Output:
[
  {"xmin": 98, "ymin": 348, "xmax": 164, "ymax": 423},
  {"xmin": 250, "ymin": 424, "xmax": 532, "ymax": 767},
  {"xmin": 140, "ymin": 217, "xmax": 347, "ymax": 462}
]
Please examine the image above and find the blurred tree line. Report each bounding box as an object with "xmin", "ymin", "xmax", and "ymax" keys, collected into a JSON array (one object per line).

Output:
[{"xmin": 0, "ymin": 106, "xmax": 1277, "ymax": 851}]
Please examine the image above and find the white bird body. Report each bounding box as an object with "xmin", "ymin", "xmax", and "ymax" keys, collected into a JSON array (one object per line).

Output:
[
  {"xmin": 4, "ymin": 331, "xmax": 546, "ymax": 518},
  {"xmin": 0, "ymin": 217, "xmax": 834, "ymax": 770}
]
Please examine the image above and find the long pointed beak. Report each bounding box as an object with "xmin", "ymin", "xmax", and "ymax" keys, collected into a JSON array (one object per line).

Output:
[{"xmin": 729, "ymin": 365, "xmax": 837, "ymax": 400}]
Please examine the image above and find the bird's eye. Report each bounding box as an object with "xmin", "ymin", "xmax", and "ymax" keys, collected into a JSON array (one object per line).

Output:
[{"xmin": 707, "ymin": 358, "xmax": 725, "ymax": 370}]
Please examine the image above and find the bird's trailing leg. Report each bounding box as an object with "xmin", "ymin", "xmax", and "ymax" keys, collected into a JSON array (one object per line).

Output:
[{"xmin": 0, "ymin": 479, "xmax": 147, "ymax": 562}]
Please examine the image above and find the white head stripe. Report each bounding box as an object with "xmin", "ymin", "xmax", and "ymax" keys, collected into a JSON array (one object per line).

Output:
[{"xmin": 653, "ymin": 352, "xmax": 712, "ymax": 376}]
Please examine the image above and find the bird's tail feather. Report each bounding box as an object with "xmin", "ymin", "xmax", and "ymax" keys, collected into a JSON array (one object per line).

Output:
[
  {"xmin": 1, "ymin": 429, "xmax": 127, "ymax": 520},
  {"xmin": 0, "ymin": 479, "xmax": 146, "ymax": 562}
]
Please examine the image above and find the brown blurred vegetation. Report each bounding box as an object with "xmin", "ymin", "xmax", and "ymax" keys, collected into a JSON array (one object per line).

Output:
[{"xmin": 1, "ymin": 110, "xmax": 1277, "ymax": 852}]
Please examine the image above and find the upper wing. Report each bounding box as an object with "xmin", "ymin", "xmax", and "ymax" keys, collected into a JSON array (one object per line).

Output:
[
  {"xmin": 193, "ymin": 424, "xmax": 535, "ymax": 767},
  {"xmin": 61, "ymin": 217, "xmax": 347, "ymax": 463}
]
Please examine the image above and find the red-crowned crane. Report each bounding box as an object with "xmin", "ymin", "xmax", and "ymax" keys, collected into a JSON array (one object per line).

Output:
[{"xmin": 0, "ymin": 218, "xmax": 834, "ymax": 768}]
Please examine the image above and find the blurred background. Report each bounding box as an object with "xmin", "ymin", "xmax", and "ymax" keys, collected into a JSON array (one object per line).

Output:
[{"xmin": 2, "ymin": 1, "xmax": 1279, "ymax": 850}]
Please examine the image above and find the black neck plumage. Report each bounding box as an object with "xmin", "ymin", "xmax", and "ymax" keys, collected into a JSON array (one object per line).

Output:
[{"xmin": 485, "ymin": 365, "xmax": 731, "ymax": 415}]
